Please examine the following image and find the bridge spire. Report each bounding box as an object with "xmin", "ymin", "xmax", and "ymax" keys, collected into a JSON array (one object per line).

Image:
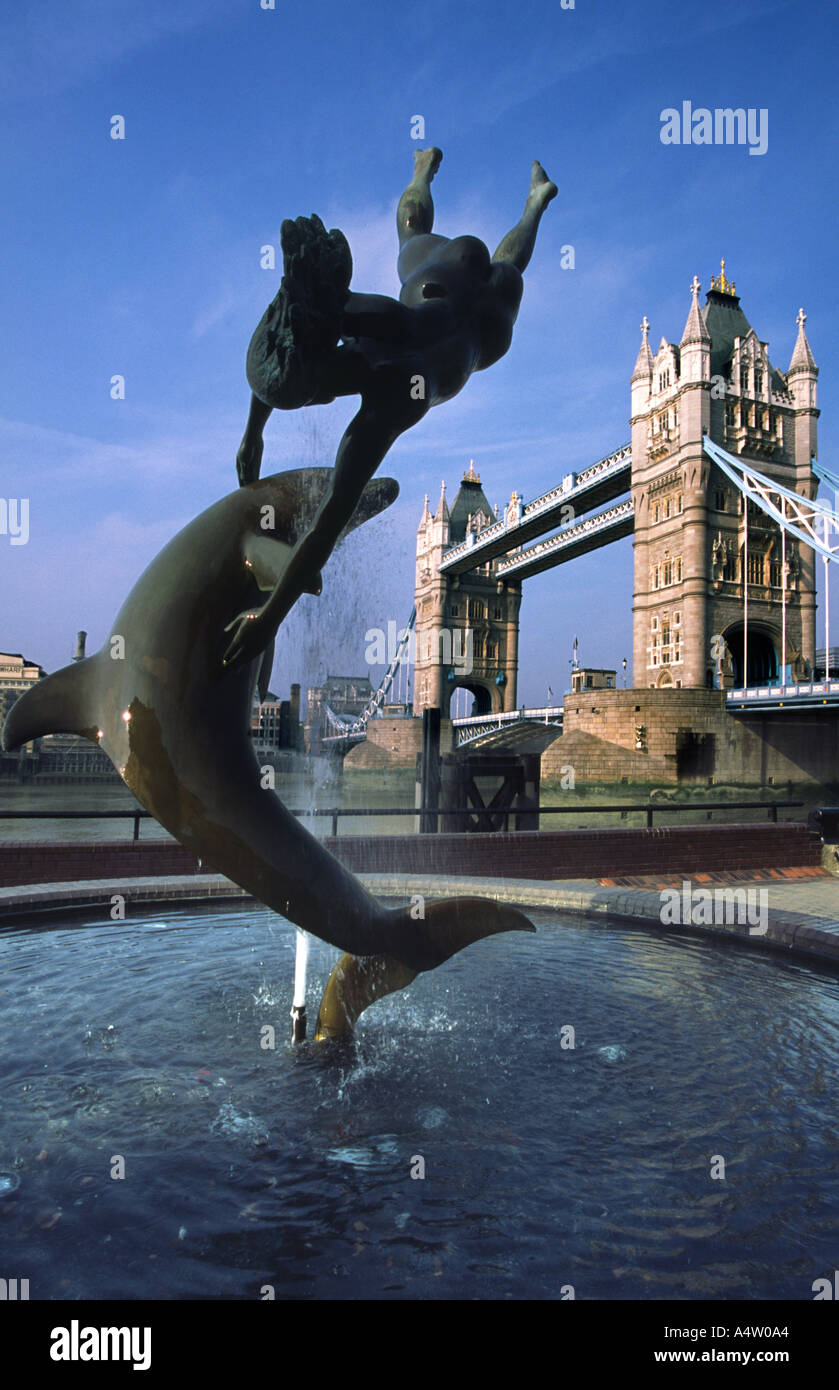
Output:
[
  {"xmin": 631, "ymin": 315, "xmax": 654, "ymax": 382},
  {"xmin": 680, "ymin": 274, "xmax": 711, "ymax": 347},
  {"xmin": 435, "ymin": 479, "xmax": 450, "ymax": 522},
  {"xmin": 789, "ymin": 307, "xmax": 818, "ymax": 374}
]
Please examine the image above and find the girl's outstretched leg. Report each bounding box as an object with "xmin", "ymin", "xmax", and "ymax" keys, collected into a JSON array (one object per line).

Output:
[
  {"xmin": 492, "ymin": 161, "xmax": 557, "ymax": 272},
  {"xmin": 396, "ymin": 147, "xmax": 443, "ymax": 247}
]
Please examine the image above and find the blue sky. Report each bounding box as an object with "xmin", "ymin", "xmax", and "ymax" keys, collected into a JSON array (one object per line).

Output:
[{"xmin": 1, "ymin": 0, "xmax": 836, "ymax": 706}]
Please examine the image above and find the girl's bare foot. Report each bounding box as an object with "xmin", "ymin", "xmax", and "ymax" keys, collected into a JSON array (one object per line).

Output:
[
  {"xmin": 527, "ymin": 161, "xmax": 558, "ymax": 211},
  {"xmin": 412, "ymin": 146, "xmax": 443, "ymax": 185}
]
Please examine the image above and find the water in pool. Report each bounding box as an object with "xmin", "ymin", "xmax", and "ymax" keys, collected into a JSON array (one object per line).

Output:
[{"xmin": 0, "ymin": 901, "xmax": 837, "ymax": 1300}]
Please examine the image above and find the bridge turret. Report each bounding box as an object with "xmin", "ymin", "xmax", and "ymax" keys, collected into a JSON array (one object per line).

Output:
[{"xmin": 414, "ymin": 464, "xmax": 521, "ymax": 717}]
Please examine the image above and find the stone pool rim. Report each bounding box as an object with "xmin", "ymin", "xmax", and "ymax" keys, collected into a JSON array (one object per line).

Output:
[{"xmin": 2, "ymin": 871, "xmax": 839, "ymax": 973}]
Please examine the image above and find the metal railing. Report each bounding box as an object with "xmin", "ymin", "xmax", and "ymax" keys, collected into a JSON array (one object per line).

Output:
[{"xmin": 0, "ymin": 799, "xmax": 805, "ymax": 841}]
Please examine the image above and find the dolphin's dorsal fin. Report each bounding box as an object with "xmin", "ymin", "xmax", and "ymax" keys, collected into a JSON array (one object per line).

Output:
[
  {"xmin": 1, "ymin": 656, "xmax": 101, "ymax": 750},
  {"xmin": 243, "ymin": 532, "xmax": 296, "ymax": 593}
]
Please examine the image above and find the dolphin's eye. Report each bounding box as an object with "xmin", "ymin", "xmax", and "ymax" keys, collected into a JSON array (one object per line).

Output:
[{"xmin": 421, "ymin": 282, "xmax": 446, "ymax": 299}]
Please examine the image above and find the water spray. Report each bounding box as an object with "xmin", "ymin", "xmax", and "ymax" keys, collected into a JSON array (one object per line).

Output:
[{"xmin": 291, "ymin": 929, "xmax": 309, "ymax": 1042}]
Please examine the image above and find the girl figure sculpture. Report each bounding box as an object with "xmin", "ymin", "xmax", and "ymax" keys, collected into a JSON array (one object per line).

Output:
[{"xmin": 224, "ymin": 147, "xmax": 556, "ymax": 670}]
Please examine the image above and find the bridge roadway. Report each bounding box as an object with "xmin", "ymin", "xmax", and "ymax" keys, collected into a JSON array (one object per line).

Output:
[
  {"xmin": 438, "ymin": 443, "xmax": 631, "ymax": 577},
  {"xmin": 452, "ymin": 706, "xmax": 564, "ymax": 749},
  {"xmin": 496, "ymin": 500, "xmax": 634, "ymax": 580},
  {"xmin": 726, "ymin": 681, "xmax": 839, "ymax": 710}
]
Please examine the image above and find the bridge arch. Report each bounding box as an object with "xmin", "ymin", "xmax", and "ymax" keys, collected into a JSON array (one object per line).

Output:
[
  {"xmin": 446, "ymin": 678, "xmax": 497, "ymax": 718},
  {"xmin": 723, "ymin": 621, "xmax": 779, "ymax": 687}
]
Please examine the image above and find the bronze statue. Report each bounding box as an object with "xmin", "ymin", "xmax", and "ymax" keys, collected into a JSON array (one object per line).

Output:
[
  {"xmin": 225, "ymin": 148, "xmax": 557, "ymax": 669},
  {"xmin": 3, "ymin": 148, "xmax": 553, "ymax": 1036}
]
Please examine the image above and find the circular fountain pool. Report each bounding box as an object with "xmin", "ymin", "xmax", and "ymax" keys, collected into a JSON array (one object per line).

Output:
[{"xmin": 1, "ymin": 900, "xmax": 837, "ymax": 1300}]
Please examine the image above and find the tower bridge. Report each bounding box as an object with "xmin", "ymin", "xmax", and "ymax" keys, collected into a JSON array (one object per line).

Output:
[{"xmin": 326, "ymin": 263, "xmax": 839, "ymax": 781}]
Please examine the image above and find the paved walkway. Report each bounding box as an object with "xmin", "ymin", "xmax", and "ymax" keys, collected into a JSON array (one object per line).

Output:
[{"xmin": 2, "ymin": 866, "xmax": 838, "ymax": 968}]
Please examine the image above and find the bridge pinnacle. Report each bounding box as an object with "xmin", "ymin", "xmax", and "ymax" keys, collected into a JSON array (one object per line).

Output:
[
  {"xmin": 789, "ymin": 306, "xmax": 817, "ymax": 374},
  {"xmin": 710, "ymin": 257, "xmax": 736, "ymax": 295},
  {"xmin": 632, "ymin": 316, "xmax": 654, "ymax": 381},
  {"xmin": 681, "ymin": 274, "xmax": 711, "ymax": 347}
]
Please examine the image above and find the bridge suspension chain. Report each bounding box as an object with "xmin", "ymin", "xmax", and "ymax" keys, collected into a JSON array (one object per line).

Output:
[
  {"xmin": 323, "ymin": 606, "xmax": 416, "ymax": 736},
  {"xmin": 703, "ymin": 437, "xmax": 839, "ymax": 561}
]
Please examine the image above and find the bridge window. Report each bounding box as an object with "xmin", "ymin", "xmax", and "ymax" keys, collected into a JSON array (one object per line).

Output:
[
  {"xmin": 493, "ymin": 606, "xmax": 503, "ymax": 620},
  {"xmin": 747, "ymin": 553, "xmax": 764, "ymax": 585},
  {"xmin": 450, "ymin": 604, "xmax": 458, "ymax": 617},
  {"xmin": 651, "ymin": 564, "xmax": 659, "ymax": 589},
  {"xmin": 652, "ymin": 503, "xmax": 660, "ymax": 524},
  {"xmin": 468, "ymin": 599, "xmax": 485, "ymax": 620},
  {"xmin": 676, "ymin": 493, "xmax": 683, "ymax": 514},
  {"xmin": 664, "ymin": 497, "xmax": 672, "ymax": 519},
  {"xmin": 662, "ymin": 559, "xmax": 672, "ymax": 586},
  {"xmin": 770, "ymin": 559, "xmax": 782, "ymax": 587}
]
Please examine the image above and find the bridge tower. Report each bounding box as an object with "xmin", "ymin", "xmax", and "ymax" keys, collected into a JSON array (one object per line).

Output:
[
  {"xmin": 630, "ymin": 263, "xmax": 819, "ymax": 689},
  {"xmin": 413, "ymin": 463, "xmax": 521, "ymax": 715}
]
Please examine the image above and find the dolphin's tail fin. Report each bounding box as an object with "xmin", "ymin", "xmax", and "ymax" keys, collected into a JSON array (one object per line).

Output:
[
  {"xmin": 387, "ymin": 896, "xmax": 535, "ymax": 973},
  {"xmin": 315, "ymin": 953, "xmax": 417, "ymax": 1040},
  {"xmin": 1, "ymin": 657, "xmax": 99, "ymax": 750},
  {"xmin": 314, "ymin": 898, "xmax": 534, "ymax": 1039}
]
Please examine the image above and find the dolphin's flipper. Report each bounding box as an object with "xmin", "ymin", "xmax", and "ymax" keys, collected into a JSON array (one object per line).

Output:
[{"xmin": 2, "ymin": 656, "xmax": 102, "ymax": 750}]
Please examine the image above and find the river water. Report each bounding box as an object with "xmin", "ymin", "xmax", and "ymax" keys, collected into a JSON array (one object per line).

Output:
[{"xmin": 0, "ymin": 768, "xmax": 417, "ymax": 843}]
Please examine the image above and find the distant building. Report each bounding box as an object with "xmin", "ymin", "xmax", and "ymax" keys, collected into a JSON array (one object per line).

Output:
[
  {"xmin": 570, "ymin": 668, "xmax": 617, "ymax": 693},
  {"xmin": 251, "ymin": 683, "xmax": 303, "ymax": 751},
  {"xmin": 305, "ymin": 675, "xmax": 374, "ymax": 753},
  {"xmin": 0, "ymin": 652, "xmax": 46, "ymax": 750},
  {"xmin": 0, "ymin": 651, "xmax": 44, "ymax": 720},
  {"xmin": 813, "ymin": 648, "xmax": 839, "ymax": 681}
]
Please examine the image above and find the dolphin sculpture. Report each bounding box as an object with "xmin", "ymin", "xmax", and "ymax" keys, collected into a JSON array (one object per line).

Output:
[{"xmin": 3, "ymin": 469, "xmax": 534, "ymax": 1003}]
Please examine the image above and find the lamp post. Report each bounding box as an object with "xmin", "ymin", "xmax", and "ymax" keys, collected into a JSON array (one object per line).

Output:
[{"xmin": 622, "ymin": 657, "xmax": 627, "ymax": 688}]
